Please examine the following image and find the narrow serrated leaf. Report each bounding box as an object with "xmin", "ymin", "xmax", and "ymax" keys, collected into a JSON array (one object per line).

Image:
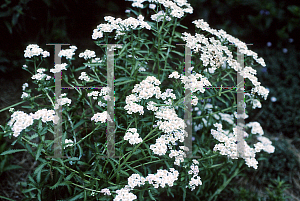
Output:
[{"xmin": 0, "ymin": 149, "xmax": 27, "ymax": 155}]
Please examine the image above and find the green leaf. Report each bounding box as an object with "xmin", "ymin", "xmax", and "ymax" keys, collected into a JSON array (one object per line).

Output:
[
  {"xmin": 148, "ymin": 190, "xmax": 156, "ymax": 200},
  {"xmin": 71, "ymin": 119, "xmax": 87, "ymax": 132},
  {"xmin": 0, "ymin": 195, "xmax": 15, "ymax": 201},
  {"xmin": 21, "ymin": 105, "xmax": 33, "ymax": 109},
  {"xmin": 0, "ymin": 149, "xmax": 27, "ymax": 155},
  {"xmin": 35, "ymin": 144, "xmax": 44, "ymax": 161},
  {"xmin": 120, "ymin": 169, "xmax": 130, "ymax": 177},
  {"xmin": 4, "ymin": 21, "xmax": 12, "ymax": 34},
  {"xmin": 74, "ymin": 66, "xmax": 88, "ymax": 72},
  {"xmin": 50, "ymin": 174, "xmax": 64, "ymax": 190},
  {"xmin": 3, "ymin": 164, "xmax": 22, "ymax": 172},
  {"xmin": 114, "ymin": 78, "xmax": 135, "ymax": 86},
  {"xmin": 180, "ymin": 185, "xmax": 187, "ymax": 201},
  {"xmin": 124, "ymin": 163, "xmax": 142, "ymax": 175},
  {"xmin": 83, "ymin": 63, "xmax": 102, "ymax": 67},
  {"xmin": 11, "ymin": 12, "xmax": 19, "ymax": 26}
]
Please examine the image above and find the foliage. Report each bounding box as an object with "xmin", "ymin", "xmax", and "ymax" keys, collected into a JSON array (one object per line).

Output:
[{"xmin": 0, "ymin": 0, "xmax": 276, "ymax": 200}]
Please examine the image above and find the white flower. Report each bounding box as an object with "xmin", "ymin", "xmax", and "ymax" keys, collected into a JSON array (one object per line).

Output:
[
  {"xmin": 169, "ymin": 71, "xmax": 180, "ymax": 79},
  {"xmin": 78, "ymin": 72, "xmax": 90, "ymax": 82},
  {"xmin": 64, "ymin": 139, "xmax": 74, "ymax": 149},
  {"xmin": 21, "ymin": 92, "xmax": 29, "ymax": 99},
  {"xmin": 42, "ymin": 51, "xmax": 50, "ymax": 57},
  {"xmin": 50, "ymin": 63, "xmax": 68, "ymax": 73},
  {"xmin": 98, "ymin": 101, "xmax": 107, "ymax": 107},
  {"xmin": 24, "ymin": 44, "xmax": 49, "ymax": 58},
  {"xmin": 8, "ymin": 109, "xmax": 57, "ymax": 137},
  {"xmin": 55, "ymin": 97, "xmax": 72, "ymax": 109},
  {"xmin": 58, "ymin": 46, "xmax": 77, "ymax": 59},
  {"xmin": 91, "ymin": 111, "xmax": 112, "ymax": 123},
  {"xmin": 79, "ymin": 49, "xmax": 96, "ymax": 60},
  {"xmin": 124, "ymin": 128, "xmax": 143, "ymax": 145},
  {"xmin": 32, "ymin": 71, "xmax": 47, "ymax": 81},
  {"xmin": 252, "ymin": 99, "xmax": 262, "ymax": 109},
  {"xmin": 151, "ymin": 10, "xmax": 171, "ymax": 22},
  {"xmin": 246, "ymin": 122, "xmax": 264, "ymax": 135},
  {"xmin": 8, "ymin": 111, "xmax": 34, "ymax": 137},
  {"xmin": 22, "ymin": 83, "xmax": 28, "ymax": 91},
  {"xmin": 267, "ymin": 42, "xmax": 272, "ymax": 47},
  {"xmin": 100, "ymin": 188, "xmax": 111, "ymax": 195},
  {"xmin": 149, "ymin": 4, "xmax": 156, "ymax": 9},
  {"xmin": 114, "ymin": 188, "xmax": 137, "ymax": 201}
]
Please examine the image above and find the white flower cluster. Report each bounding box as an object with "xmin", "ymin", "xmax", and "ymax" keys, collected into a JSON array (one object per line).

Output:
[
  {"xmin": 218, "ymin": 113, "xmax": 235, "ymax": 125},
  {"xmin": 186, "ymin": 159, "xmax": 202, "ymax": 191},
  {"xmin": 79, "ymin": 49, "xmax": 96, "ymax": 60},
  {"xmin": 181, "ymin": 32, "xmax": 240, "ymax": 72},
  {"xmin": 98, "ymin": 101, "xmax": 107, "ymax": 107},
  {"xmin": 21, "ymin": 92, "xmax": 30, "ymax": 99},
  {"xmin": 78, "ymin": 72, "xmax": 90, "ymax": 82},
  {"xmin": 58, "ymin": 46, "xmax": 77, "ymax": 59},
  {"xmin": 127, "ymin": 0, "xmax": 193, "ymax": 19},
  {"xmin": 87, "ymin": 87, "xmax": 111, "ymax": 101},
  {"xmin": 168, "ymin": 146, "xmax": 189, "ymax": 166},
  {"xmin": 101, "ymin": 168, "xmax": 179, "ymax": 201},
  {"xmin": 8, "ymin": 111, "xmax": 34, "ymax": 137},
  {"xmin": 113, "ymin": 188, "xmax": 137, "ymax": 201},
  {"xmin": 251, "ymin": 99, "xmax": 262, "ymax": 109},
  {"xmin": 124, "ymin": 128, "xmax": 143, "ymax": 145},
  {"xmin": 256, "ymin": 136, "xmax": 275, "ymax": 154},
  {"xmin": 8, "ymin": 109, "xmax": 57, "ymax": 137},
  {"xmin": 234, "ymin": 111, "xmax": 249, "ymax": 120},
  {"xmin": 50, "ymin": 63, "xmax": 68, "ymax": 74},
  {"xmin": 169, "ymin": 70, "xmax": 212, "ymax": 94},
  {"xmin": 151, "ymin": 10, "xmax": 171, "ymax": 22},
  {"xmin": 100, "ymin": 188, "xmax": 111, "ymax": 196},
  {"xmin": 92, "ymin": 15, "xmax": 151, "ymax": 40},
  {"xmin": 192, "ymin": 19, "xmax": 266, "ymax": 67},
  {"xmin": 24, "ymin": 44, "xmax": 50, "ymax": 58},
  {"xmin": 104, "ymin": 168, "xmax": 180, "ymax": 200},
  {"xmin": 54, "ymin": 93, "xmax": 72, "ymax": 109},
  {"xmin": 211, "ymin": 123, "xmax": 274, "ymax": 169},
  {"xmin": 22, "ymin": 83, "xmax": 28, "ymax": 91},
  {"xmin": 88, "ymin": 91, "xmax": 100, "ymax": 100},
  {"xmin": 251, "ymin": 85, "xmax": 269, "ymax": 100},
  {"xmin": 125, "ymin": 168, "xmax": 179, "ymax": 191},
  {"xmin": 64, "ymin": 139, "xmax": 74, "ymax": 149},
  {"xmin": 31, "ymin": 68, "xmax": 51, "ymax": 81},
  {"xmin": 91, "ymin": 111, "xmax": 113, "ymax": 123},
  {"xmin": 29, "ymin": 109, "xmax": 57, "ymax": 123},
  {"xmin": 124, "ymin": 75, "xmax": 202, "ymax": 166},
  {"xmin": 245, "ymin": 122, "xmax": 264, "ymax": 136}
]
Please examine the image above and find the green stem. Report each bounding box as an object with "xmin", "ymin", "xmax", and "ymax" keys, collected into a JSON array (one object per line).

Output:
[
  {"xmin": 108, "ymin": 126, "xmax": 159, "ymax": 182},
  {"xmin": 43, "ymin": 89, "xmax": 55, "ymax": 108},
  {"xmin": 0, "ymin": 94, "xmax": 43, "ymax": 113},
  {"xmin": 161, "ymin": 17, "xmax": 177, "ymax": 83},
  {"xmin": 73, "ymin": 123, "xmax": 102, "ymax": 146},
  {"xmin": 193, "ymin": 105, "xmax": 237, "ymax": 120}
]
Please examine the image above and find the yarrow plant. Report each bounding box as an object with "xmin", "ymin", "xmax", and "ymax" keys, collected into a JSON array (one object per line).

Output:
[{"xmin": 0, "ymin": 0, "xmax": 275, "ymax": 200}]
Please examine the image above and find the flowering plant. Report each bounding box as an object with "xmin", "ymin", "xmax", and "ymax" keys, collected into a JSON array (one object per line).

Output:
[{"xmin": 0, "ymin": 0, "xmax": 275, "ymax": 200}]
